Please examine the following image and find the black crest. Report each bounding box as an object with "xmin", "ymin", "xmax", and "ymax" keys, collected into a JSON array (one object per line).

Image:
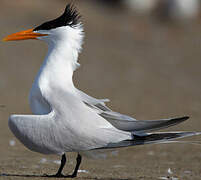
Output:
[{"xmin": 34, "ymin": 3, "xmax": 81, "ymax": 31}]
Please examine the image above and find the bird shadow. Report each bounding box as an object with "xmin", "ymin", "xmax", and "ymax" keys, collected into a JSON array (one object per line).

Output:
[{"xmin": 0, "ymin": 173, "xmax": 135, "ymax": 180}]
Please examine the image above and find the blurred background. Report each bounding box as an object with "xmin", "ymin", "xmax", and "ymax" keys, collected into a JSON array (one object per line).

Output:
[{"xmin": 0, "ymin": 0, "xmax": 201, "ymax": 179}]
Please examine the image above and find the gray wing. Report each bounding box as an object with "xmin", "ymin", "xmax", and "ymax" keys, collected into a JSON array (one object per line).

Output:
[
  {"xmin": 76, "ymin": 89, "xmax": 111, "ymax": 111},
  {"xmin": 100, "ymin": 112, "xmax": 189, "ymax": 133},
  {"xmin": 8, "ymin": 111, "xmax": 62, "ymax": 154},
  {"xmin": 77, "ymin": 89, "xmax": 189, "ymax": 133}
]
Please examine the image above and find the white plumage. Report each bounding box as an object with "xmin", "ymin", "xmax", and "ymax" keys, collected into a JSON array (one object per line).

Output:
[
  {"xmin": 170, "ymin": 0, "xmax": 200, "ymax": 20},
  {"xmin": 5, "ymin": 4, "xmax": 201, "ymax": 177},
  {"xmin": 9, "ymin": 25, "xmax": 131, "ymax": 155},
  {"xmin": 123, "ymin": 0, "xmax": 158, "ymax": 14}
]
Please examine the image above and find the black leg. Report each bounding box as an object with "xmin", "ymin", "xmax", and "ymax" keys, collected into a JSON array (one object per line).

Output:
[
  {"xmin": 70, "ymin": 154, "xmax": 82, "ymax": 178},
  {"xmin": 44, "ymin": 154, "xmax": 66, "ymax": 177},
  {"xmin": 44, "ymin": 153, "xmax": 82, "ymax": 178},
  {"xmin": 55, "ymin": 154, "xmax": 66, "ymax": 177}
]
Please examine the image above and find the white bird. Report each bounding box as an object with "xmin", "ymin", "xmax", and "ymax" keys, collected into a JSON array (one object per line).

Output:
[
  {"xmin": 3, "ymin": 4, "xmax": 201, "ymax": 178},
  {"xmin": 156, "ymin": 0, "xmax": 200, "ymax": 22},
  {"xmin": 123, "ymin": 0, "xmax": 158, "ymax": 15},
  {"xmin": 169, "ymin": 0, "xmax": 200, "ymax": 21}
]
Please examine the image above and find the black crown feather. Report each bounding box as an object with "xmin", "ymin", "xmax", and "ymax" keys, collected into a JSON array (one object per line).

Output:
[{"xmin": 34, "ymin": 4, "xmax": 81, "ymax": 31}]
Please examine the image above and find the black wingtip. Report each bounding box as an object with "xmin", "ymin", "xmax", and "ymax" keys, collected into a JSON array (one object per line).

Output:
[
  {"xmin": 176, "ymin": 116, "xmax": 190, "ymax": 121},
  {"xmin": 184, "ymin": 116, "xmax": 190, "ymax": 120}
]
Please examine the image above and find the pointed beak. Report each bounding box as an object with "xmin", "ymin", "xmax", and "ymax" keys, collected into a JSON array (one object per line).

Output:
[{"xmin": 2, "ymin": 28, "xmax": 48, "ymax": 42}]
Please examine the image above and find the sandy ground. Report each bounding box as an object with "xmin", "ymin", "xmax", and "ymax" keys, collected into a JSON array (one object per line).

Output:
[{"xmin": 0, "ymin": 0, "xmax": 201, "ymax": 179}]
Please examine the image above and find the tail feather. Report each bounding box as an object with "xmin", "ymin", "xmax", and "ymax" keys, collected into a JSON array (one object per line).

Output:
[
  {"xmin": 97, "ymin": 131, "xmax": 201, "ymax": 149},
  {"xmin": 131, "ymin": 131, "xmax": 201, "ymax": 145}
]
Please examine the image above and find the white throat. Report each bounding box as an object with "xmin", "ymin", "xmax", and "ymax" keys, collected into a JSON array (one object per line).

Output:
[
  {"xmin": 29, "ymin": 25, "xmax": 84, "ymax": 114},
  {"xmin": 38, "ymin": 25, "xmax": 83, "ymax": 88}
]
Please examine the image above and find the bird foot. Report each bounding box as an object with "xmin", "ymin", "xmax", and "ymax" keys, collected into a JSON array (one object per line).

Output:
[
  {"xmin": 43, "ymin": 173, "xmax": 77, "ymax": 178},
  {"xmin": 43, "ymin": 173, "xmax": 66, "ymax": 178},
  {"xmin": 68, "ymin": 173, "xmax": 77, "ymax": 178}
]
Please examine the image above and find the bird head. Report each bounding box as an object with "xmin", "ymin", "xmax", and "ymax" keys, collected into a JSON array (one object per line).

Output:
[{"xmin": 2, "ymin": 4, "xmax": 83, "ymax": 45}]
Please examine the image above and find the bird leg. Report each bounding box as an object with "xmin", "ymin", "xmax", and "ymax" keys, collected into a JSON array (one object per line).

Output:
[
  {"xmin": 44, "ymin": 153, "xmax": 82, "ymax": 178},
  {"xmin": 44, "ymin": 153, "xmax": 66, "ymax": 177},
  {"xmin": 70, "ymin": 153, "xmax": 82, "ymax": 178},
  {"xmin": 55, "ymin": 153, "xmax": 66, "ymax": 177}
]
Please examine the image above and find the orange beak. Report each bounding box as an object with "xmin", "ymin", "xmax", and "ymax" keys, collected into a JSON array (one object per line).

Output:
[{"xmin": 2, "ymin": 28, "xmax": 47, "ymax": 42}]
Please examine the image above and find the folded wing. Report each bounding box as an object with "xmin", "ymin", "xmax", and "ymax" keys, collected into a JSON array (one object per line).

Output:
[
  {"xmin": 77, "ymin": 89, "xmax": 189, "ymax": 133},
  {"xmin": 100, "ymin": 112, "xmax": 189, "ymax": 133},
  {"xmin": 8, "ymin": 111, "xmax": 63, "ymax": 154},
  {"xmin": 77, "ymin": 89, "xmax": 111, "ymax": 111}
]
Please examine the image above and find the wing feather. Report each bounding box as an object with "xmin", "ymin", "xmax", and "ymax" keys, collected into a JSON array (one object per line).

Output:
[
  {"xmin": 77, "ymin": 89, "xmax": 111, "ymax": 111},
  {"xmin": 8, "ymin": 111, "xmax": 63, "ymax": 154},
  {"xmin": 100, "ymin": 113, "xmax": 189, "ymax": 133},
  {"xmin": 77, "ymin": 90, "xmax": 189, "ymax": 133}
]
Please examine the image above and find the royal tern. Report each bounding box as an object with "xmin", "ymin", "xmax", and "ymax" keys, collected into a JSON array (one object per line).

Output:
[{"xmin": 3, "ymin": 3, "xmax": 201, "ymax": 178}]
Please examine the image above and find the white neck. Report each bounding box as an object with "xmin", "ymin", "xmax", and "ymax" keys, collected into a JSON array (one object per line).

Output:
[{"xmin": 35, "ymin": 25, "xmax": 84, "ymax": 93}]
